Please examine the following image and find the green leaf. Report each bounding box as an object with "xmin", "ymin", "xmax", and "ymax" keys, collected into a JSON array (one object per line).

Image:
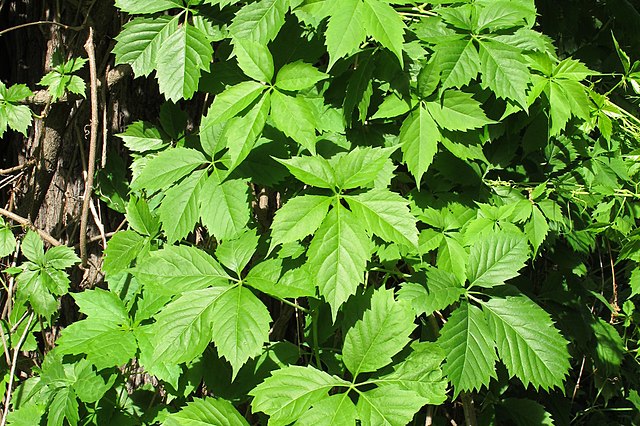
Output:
[
  {"xmin": 47, "ymin": 386, "xmax": 79, "ymax": 426},
  {"xmin": 159, "ymin": 170, "xmax": 207, "ymax": 243},
  {"xmin": 210, "ymin": 285, "xmax": 271, "ymax": 375},
  {"xmin": 361, "ymin": 0, "xmax": 406, "ymax": 64},
  {"xmin": 466, "ymin": 231, "xmax": 529, "ymax": 288},
  {"xmin": 114, "ymin": 0, "xmax": 181, "ymax": 14},
  {"xmin": 325, "ymin": 0, "xmax": 367, "ymax": 68},
  {"xmin": 163, "ymin": 397, "xmax": 249, "ymax": 426},
  {"xmin": 438, "ymin": 302, "xmax": 498, "ymax": 396},
  {"xmin": 16, "ymin": 270, "xmax": 57, "ymax": 319},
  {"xmin": 113, "ymin": 16, "xmax": 179, "ymax": 77},
  {"xmin": 126, "ymin": 196, "xmax": 160, "ymax": 236},
  {"xmin": 426, "ymin": 90, "xmax": 494, "ymax": 131},
  {"xmin": 343, "ymin": 52, "xmax": 375, "ymax": 125},
  {"xmin": 475, "ymin": 0, "xmax": 536, "ymax": 31},
  {"xmin": 307, "ymin": 205, "xmax": 371, "ymax": 319},
  {"xmin": 434, "ymin": 39, "xmax": 481, "ymax": 89},
  {"xmin": 270, "ymin": 91, "xmax": 317, "ymax": 152},
  {"xmin": 56, "ymin": 289, "xmax": 137, "ymax": 370},
  {"xmin": 201, "ymin": 81, "xmax": 266, "ymax": 128},
  {"xmin": 0, "ymin": 222, "xmax": 16, "ymax": 258},
  {"xmin": 525, "ymin": 205, "xmax": 549, "ymax": 255},
  {"xmin": 346, "ymin": 189, "xmax": 419, "ymax": 248},
  {"xmin": 375, "ymin": 342, "xmax": 448, "ymax": 404},
  {"xmin": 0, "ymin": 102, "xmax": 32, "ymax": 137},
  {"xmin": 343, "ymin": 287, "xmax": 415, "ymax": 376},
  {"xmin": 150, "ymin": 287, "xmax": 226, "ymax": 365},
  {"xmin": 591, "ymin": 317, "xmax": 624, "ymax": 375},
  {"xmin": 156, "ymin": 23, "xmax": 213, "ymax": 101},
  {"xmin": 232, "ymin": 38, "xmax": 274, "ymax": 82},
  {"xmin": 130, "ymin": 147, "xmax": 207, "ymax": 193},
  {"xmin": 399, "ymin": 106, "xmax": 440, "ymax": 186},
  {"xmin": 270, "ymin": 194, "xmax": 333, "ymax": 250},
  {"xmin": 501, "ymin": 398, "xmax": 555, "ymax": 426},
  {"xmin": 333, "ymin": 146, "xmax": 396, "ymax": 190},
  {"xmin": 223, "ymin": 92, "xmax": 271, "ymax": 170},
  {"xmin": 437, "ymin": 234, "xmax": 469, "ymax": 284},
  {"xmin": 215, "ymin": 229, "xmax": 259, "ymax": 273},
  {"xmin": 250, "ymin": 365, "xmax": 346, "ymax": 425},
  {"xmin": 371, "ymin": 93, "xmax": 411, "ymax": 120},
  {"xmin": 21, "ymin": 230, "xmax": 44, "ymax": 264},
  {"xmin": 276, "ymin": 155, "xmax": 336, "ymax": 189},
  {"xmin": 482, "ymin": 296, "xmax": 570, "ymax": 390},
  {"xmin": 199, "ymin": 177, "xmax": 251, "ymax": 241},
  {"xmin": 103, "ymin": 231, "xmax": 147, "ymax": 276},
  {"xmin": 356, "ymin": 386, "xmax": 427, "ymax": 426},
  {"xmin": 228, "ymin": 0, "xmax": 289, "ymax": 44},
  {"xmin": 398, "ymin": 266, "xmax": 465, "ymax": 316},
  {"xmin": 295, "ymin": 394, "xmax": 358, "ymax": 426},
  {"xmin": 134, "ymin": 245, "xmax": 230, "ymax": 295},
  {"xmin": 43, "ymin": 246, "xmax": 79, "ymax": 270},
  {"xmin": 117, "ymin": 121, "xmax": 168, "ymax": 153},
  {"xmin": 275, "ymin": 61, "xmax": 328, "ymax": 91},
  {"xmin": 478, "ymin": 39, "xmax": 530, "ymax": 108}
]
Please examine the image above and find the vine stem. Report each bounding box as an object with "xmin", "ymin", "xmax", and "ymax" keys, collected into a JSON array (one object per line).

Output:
[
  {"xmin": 0, "ymin": 207, "xmax": 62, "ymax": 246},
  {"xmin": 0, "ymin": 20, "xmax": 82, "ymax": 37},
  {"xmin": 460, "ymin": 392, "xmax": 478, "ymax": 426},
  {"xmin": 0, "ymin": 311, "xmax": 35, "ymax": 426},
  {"xmin": 80, "ymin": 26, "xmax": 99, "ymax": 266}
]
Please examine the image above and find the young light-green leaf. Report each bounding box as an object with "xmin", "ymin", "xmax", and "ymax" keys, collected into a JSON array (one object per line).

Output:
[
  {"xmin": 158, "ymin": 170, "xmax": 207, "ymax": 243},
  {"xmin": 399, "ymin": 105, "xmax": 440, "ymax": 186},
  {"xmin": 130, "ymin": 147, "xmax": 207, "ymax": 193},
  {"xmin": 232, "ymin": 38, "xmax": 274, "ymax": 82},
  {"xmin": 199, "ymin": 177, "xmax": 252, "ymax": 241}
]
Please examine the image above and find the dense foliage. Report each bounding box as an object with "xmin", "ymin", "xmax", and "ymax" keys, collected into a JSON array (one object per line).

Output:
[{"xmin": 1, "ymin": 0, "xmax": 640, "ymax": 424}]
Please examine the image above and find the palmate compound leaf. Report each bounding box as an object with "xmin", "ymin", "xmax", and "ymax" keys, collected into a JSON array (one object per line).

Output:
[
  {"xmin": 113, "ymin": 16, "xmax": 180, "ymax": 77},
  {"xmin": 156, "ymin": 23, "xmax": 213, "ymax": 101},
  {"xmin": 56, "ymin": 289, "xmax": 137, "ymax": 370},
  {"xmin": 269, "ymin": 194, "xmax": 333, "ymax": 251},
  {"xmin": 133, "ymin": 245, "xmax": 231, "ymax": 296},
  {"xmin": 466, "ymin": 230, "xmax": 529, "ymax": 288},
  {"xmin": 162, "ymin": 397, "xmax": 249, "ymax": 426},
  {"xmin": 342, "ymin": 287, "xmax": 416, "ymax": 376},
  {"xmin": 307, "ymin": 204, "xmax": 371, "ymax": 320},
  {"xmin": 250, "ymin": 365, "xmax": 349, "ymax": 425},
  {"xmin": 399, "ymin": 105, "xmax": 440, "ymax": 187},
  {"xmin": 345, "ymin": 189, "xmax": 419, "ymax": 249},
  {"xmin": 482, "ymin": 296, "xmax": 570, "ymax": 390},
  {"xmin": 438, "ymin": 302, "xmax": 498, "ymax": 397}
]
